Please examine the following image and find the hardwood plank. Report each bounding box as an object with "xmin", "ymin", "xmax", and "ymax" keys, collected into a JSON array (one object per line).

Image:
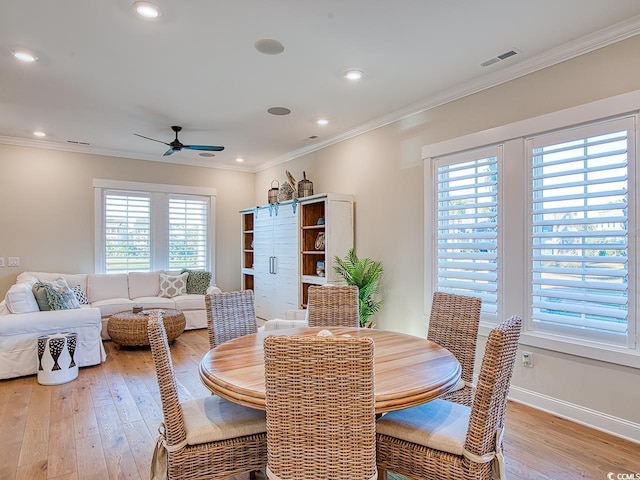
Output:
[
  {"xmin": 121, "ymin": 420, "xmax": 155, "ymax": 480},
  {"xmin": 73, "ymin": 371, "xmax": 100, "ymax": 439},
  {"xmin": 17, "ymin": 379, "xmax": 51, "ymax": 476},
  {"xmin": 95, "ymin": 403, "xmax": 140, "ymax": 480},
  {"xmin": 48, "ymin": 382, "xmax": 77, "ymax": 478},
  {"xmin": 0, "ymin": 377, "xmax": 31, "ymax": 478},
  {"xmin": 75, "ymin": 434, "xmax": 109, "ymax": 480}
]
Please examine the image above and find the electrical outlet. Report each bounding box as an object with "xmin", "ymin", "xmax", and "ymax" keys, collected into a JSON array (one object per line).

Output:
[
  {"xmin": 0, "ymin": 257, "xmax": 4, "ymax": 267},
  {"xmin": 522, "ymin": 351, "xmax": 533, "ymax": 368},
  {"xmin": 8, "ymin": 257, "xmax": 19, "ymax": 267}
]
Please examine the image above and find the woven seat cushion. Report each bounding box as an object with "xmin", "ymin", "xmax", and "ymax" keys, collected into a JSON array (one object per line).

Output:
[
  {"xmin": 181, "ymin": 396, "xmax": 266, "ymax": 445},
  {"xmin": 376, "ymin": 399, "xmax": 470, "ymax": 456}
]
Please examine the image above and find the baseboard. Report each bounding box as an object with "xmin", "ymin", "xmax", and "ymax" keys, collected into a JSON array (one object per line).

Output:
[{"xmin": 508, "ymin": 385, "xmax": 640, "ymax": 444}]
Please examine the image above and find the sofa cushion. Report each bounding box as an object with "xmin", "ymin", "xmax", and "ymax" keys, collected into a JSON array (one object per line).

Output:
[
  {"xmin": 173, "ymin": 294, "xmax": 205, "ymax": 311},
  {"xmin": 159, "ymin": 272, "xmax": 188, "ymax": 298},
  {"xmin": 5, "ymin": 282, "xmax": 40, "ymax": 314},
  {"xmin": 128, "ymin": 271, "xmax": 160, "ymax": 299},
  {"xmin": 181, "ymin": 269, "xmax": 212, "ymax": 295},
  {"xmin": 87, "ymin": 274, "xmax": 129, "ymax": 303},
  {"xmin": 17, "ymin": 272, "xmax": 88, "ymax": 292},
  {"xmin": 90, "ymin": 298, "xmax": 135, "ymax": 318},
  {"xmin": 131, "ymin": 296, "xmax": 175, "ymax": 309}
]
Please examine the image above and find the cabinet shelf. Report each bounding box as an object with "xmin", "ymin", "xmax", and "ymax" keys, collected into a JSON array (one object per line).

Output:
[{"xmin": 302, "ymin": 250, "xmax": 325, "ymax": 254}]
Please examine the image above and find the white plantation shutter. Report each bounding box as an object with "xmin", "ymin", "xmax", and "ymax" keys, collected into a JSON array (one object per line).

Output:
[
  {"xmin": 435, "ymin": 147, "xmax": 500, "ymax": 319},
  {"xmin": 104, "ymin": 191, "xmax": 151, "ymax": 273},
  {"xmin": 168, "ymin": 196, "xmax": 208, "ymax": 269},
  {"xmin": 529, "ymin": 116, "xmax": 634, "ymax": 346}
]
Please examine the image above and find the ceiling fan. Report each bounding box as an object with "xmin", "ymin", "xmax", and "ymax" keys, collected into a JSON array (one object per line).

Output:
[{"xmin": 134, "ymin": 125, "xmax": 225, "ymax": 156}]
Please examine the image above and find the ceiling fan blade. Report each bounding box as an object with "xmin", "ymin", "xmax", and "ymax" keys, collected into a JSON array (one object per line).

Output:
[
  {"xmin": 134, "ymin": 133, "xmax": 170, "ymax": 145},
  {"xmin": 163, "ymin": 147, "xmax": 176, "ymax": 156},
  {"xmin": 184, "ymin": 145, "xmax": 225, "ymax": 152}
]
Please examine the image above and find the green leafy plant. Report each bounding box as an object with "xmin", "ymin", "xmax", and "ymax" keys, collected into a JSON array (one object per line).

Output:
[{"xmin": 333, "ymin": 248, "xmax": 384, "ymax": 327}]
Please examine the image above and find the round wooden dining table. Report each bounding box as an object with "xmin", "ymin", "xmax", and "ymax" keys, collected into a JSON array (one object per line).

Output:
[{"xmin": 199, "ymin": 327, "xmax": 461, "ymax": 414}]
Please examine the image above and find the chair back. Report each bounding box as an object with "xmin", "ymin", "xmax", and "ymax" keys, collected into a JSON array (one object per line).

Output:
[
  {"xmin": 307, "ymin": 285, "xmax": 360, "ymax": 327},
  {"xmin": 264, "ymin": 334, "xmax": 376, "ymax": 480},
  {"xmin": 205, "ymin": 290, "xmax": 257, "ymax": 349},
  {"xmin": 464, "ymin": 315, "xmax": 522, "ymax": 458},
  {"xmin": 427, "ymin": 291, "xmax": 482, "ymax": 386},
  {"xmin": 147, "ymin": 312, "xmax": 187, "ymax": 448}
]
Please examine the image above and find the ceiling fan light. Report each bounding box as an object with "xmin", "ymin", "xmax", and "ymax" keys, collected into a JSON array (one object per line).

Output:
[
  {"xmin": 344, "ymin": 69, "xmax": 363, "ymax": 80},
  {"xmin": 134, "ymin": 1, "xmax": 161, "ymax": 19},
  {"xmin": 12, "ymin": 50, "xmax": 38, "ymax": 63}
]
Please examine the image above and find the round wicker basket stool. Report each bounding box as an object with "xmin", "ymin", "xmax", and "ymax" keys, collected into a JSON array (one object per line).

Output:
[{"xmin": 108, "ymin": 308, "xmax": 185, "ymax": 348}]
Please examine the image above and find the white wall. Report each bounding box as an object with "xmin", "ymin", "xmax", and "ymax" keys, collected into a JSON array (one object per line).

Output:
[
  {"xmin": 255, "ymin": 35, "xmax": 640, "ymax": 439},
  {"xmin": 0, "ymin": 145, "xmax": 255, "ymax": 295}
]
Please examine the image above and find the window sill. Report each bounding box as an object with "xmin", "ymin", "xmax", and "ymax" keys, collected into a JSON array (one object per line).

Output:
[{"xmin": 479, "ymin": 323, "xmax": 640, "ymax": 369}]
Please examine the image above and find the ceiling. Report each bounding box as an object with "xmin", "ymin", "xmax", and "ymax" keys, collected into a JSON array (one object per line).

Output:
[{"xmin": 2, "ymin": 1, "xmax": 640, "ymax": 172}]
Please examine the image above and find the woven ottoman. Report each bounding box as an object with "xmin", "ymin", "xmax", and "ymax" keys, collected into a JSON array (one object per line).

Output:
[
  {"xmin": 37, "ymin": 332, "xmax": 79, "ymax": 385},
  {"xmin": 108, "ymin": 308, "xmax": 186, "ymax": 348}
]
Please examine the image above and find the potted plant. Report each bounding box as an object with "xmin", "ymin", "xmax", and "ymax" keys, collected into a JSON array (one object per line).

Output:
[{"xmin": 333, "ymin": 249, "xmax": 384, "ymax": 327}]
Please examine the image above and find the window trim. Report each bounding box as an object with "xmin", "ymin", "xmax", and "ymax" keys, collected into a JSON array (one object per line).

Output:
[
  {"xmin": 94, "ymin": 179, "xmax": 217, "ymax": 280},
  {"xmin": 423, "ymin": 89, "xmax": 640, "ymax": 369}
]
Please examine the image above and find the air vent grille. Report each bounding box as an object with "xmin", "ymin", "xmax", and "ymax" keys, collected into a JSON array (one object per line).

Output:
[{"xmin": 481, "ymin": 48, "xmax": 519, "ymax": 68}]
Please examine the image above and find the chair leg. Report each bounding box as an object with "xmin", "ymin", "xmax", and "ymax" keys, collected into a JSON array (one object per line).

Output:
[
  {"xmin": 250, "ymin": 471, "xmax": 257, "ymax": 480},
  {"xmin": 378, "ymin": 468, "xmax": 387, "ymax": 480}
]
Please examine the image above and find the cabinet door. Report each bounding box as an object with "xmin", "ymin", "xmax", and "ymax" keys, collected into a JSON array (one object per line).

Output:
[
  {"xmin": 253, "ymin": 207, "xmax": 275, "ymax": 319},
  {"xmin": 272, "ymin": 206, "xmax": 299, "ymax": 316}
]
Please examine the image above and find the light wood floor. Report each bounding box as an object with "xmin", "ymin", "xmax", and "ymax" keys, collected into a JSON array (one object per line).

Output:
[{"xmin": 1, "ymin": 329, "xmax": 638, "ymax": 480}]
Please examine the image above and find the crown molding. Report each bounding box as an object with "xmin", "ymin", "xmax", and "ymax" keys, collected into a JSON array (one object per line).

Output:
[
  {"xmin": 0, "ymin": 136, "xmax": 254, "ymax": 173},
  {"xmin": 258, "ymin": 15, "xmax": 640, "ymax": 172}
]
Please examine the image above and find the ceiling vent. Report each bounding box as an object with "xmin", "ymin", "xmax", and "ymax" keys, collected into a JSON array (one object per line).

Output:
[{"xmin": 480, "ymin": 49, "xmax": 519, "ymax": 68}]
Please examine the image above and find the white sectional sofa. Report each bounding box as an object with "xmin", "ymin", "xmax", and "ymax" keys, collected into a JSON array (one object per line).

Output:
[{"xmin": 0, "ymin": 270, "xmax": 221, "ymax": 380}]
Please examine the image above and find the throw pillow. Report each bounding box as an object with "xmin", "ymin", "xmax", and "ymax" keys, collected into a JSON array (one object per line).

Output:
[
  {"xmin": 33, "ymin": 282, "xmax": 55, "ymax": 311},
  {"xmin": 33, "ymin": 278, "xmax": 81, "ymax": 310},
  {"xmin": 181, "ymin": 269, "xmax": 212, "ymax": 295},
  {"xmin": 159, "ymin": 272, "xmax": 188, "ymax": 298},
  {"xmin": 72, "ymin": 285, "xmax": 89, "ymax": 305}
]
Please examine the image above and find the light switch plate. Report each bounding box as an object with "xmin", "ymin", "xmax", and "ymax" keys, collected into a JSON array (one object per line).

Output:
[
  {"xmin": 8, "ymin": 257, "xmax": 19, "ymax": 267},
  {"xmin": 0, "ymin": 257, "xmax": 4, "ymax": 267}
]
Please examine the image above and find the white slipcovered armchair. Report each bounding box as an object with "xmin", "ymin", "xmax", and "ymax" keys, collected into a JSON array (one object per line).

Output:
[{"xmin": 260, "ymin": 309, "xmax": 308, "ymax": 331}]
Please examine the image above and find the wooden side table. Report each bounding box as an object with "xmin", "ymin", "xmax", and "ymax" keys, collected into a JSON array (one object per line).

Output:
[{"xmin": 107, "ymin": 308, "xmax": 186, "ymax": 348}]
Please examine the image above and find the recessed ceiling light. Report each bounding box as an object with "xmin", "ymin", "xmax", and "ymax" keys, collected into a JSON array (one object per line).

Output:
[
  {"xmin": 344, "ymin": 69, "xmax": 363, "ymax": 80},
  {"xmin": 316, "ymin": 118, "xmax": 329, "ymax": 126},
  {"xmin": 236, "ymin": 157, "xmax": 244, "ymax": 163},
  {"xmin": 11, "ymin": 50, "xmax": 38, "ymax": 63},
  {"xmin": 133, "ymin": 1, "xmax": 161, "ymax": 19},
  {"xmin": 199, "ymin": 152, "xmax": 215, "ymax": 157},
  {"xmin": 268, "ymin": 107, "xmax": 291, "ymax": 116},
  {"xmin": 254, "ymin": 39, "xmax": 285, "ymax": 55},
  {"xmin": 33, "ymin": 131, "xmax": 46, "ymax": 137}
]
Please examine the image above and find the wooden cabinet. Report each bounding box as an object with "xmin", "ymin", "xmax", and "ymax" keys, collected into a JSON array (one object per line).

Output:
[
  {"xmin": 252, "ymin": 202, "xmax": 299, "ymax": 320},
  {"xmin": 240, "ymin": 194, "xmax": 353, "ymax": 318},
  {"xmin": 298, "ymin": 193, "xmax": 354, "ymax": 308},
  {"xmin": 240, "ymin": 209, "xmax": 254, "ymax": 290}
]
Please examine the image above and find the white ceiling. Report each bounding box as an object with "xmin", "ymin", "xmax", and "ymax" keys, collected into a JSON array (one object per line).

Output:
[{"xmin": 2, "ymin": 1, "xmax": 640, "ymax": 172}]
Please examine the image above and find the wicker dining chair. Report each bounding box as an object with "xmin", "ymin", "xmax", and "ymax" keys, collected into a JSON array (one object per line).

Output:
[
  {"xmin": 205, "ymin": 290, "xmax": 258, "ymax": 349},
  {"xmin": 147, "ymin": 312, "xmax": 267, "ymax": 480},
  {"xmin": 264, "ymin": 334, "xmax": 377, "ymax": 480},
  {"xmin": 306, "ymin": 284, "xmax": 360, "ymax": 327},
  {"xmin": 427, "ymin": 291, "xmax": 482, "ymax": 406},
  {"xmin": 376, "ymin": 315, "xmax": 522, "ymax": 480}
]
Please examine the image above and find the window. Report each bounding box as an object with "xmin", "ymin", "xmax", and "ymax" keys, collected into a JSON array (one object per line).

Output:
[
  {"xmin": 434, "ymin": 147, "xmax": 500, "ymax": 321},
  {"xmin": 168, "ymin": 196, "xmax": 208, "ymax": 270},
  {"xmin": 529, "ymin": 118, "xmax": 633, "ymax": 347},
  {"xmin": 104, "ymin": 192, "xmax": 151, "ymax": 272},
  {"xmin": 423, "ymin": 91, "xmax": 640, "ymax": 365},
  {"xmin": 94, "ymin": 180, "xmax": 216, "ymax": 276}
]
